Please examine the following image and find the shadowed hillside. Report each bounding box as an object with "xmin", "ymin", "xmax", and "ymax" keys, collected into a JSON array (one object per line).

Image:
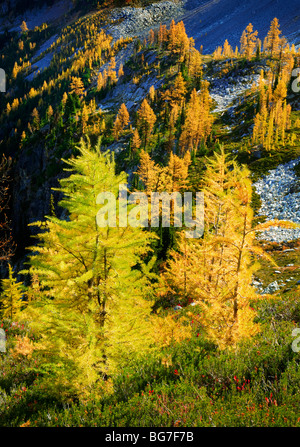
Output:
[{"xmin": 180, "ymin": 0, "xmax": 300, "ymax": 53}]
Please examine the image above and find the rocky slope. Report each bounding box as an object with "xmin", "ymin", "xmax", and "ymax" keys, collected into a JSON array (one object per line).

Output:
[
  {"xmin": 254, "ymin": 159, "xmax": 300, "ymax": 243},
  {"xmin": 99, "ymin": 0, "xmax": 300, "ymax": 53},
  {"xmin": 107, "ymin": 1, "xmax": 185, "ymax": 41},
  {"xmin": 180, "ymin": 0, "xmax": 300, "ymax": 53},
  {"xmin": 2, "ymin": 0, "xmax": 300, "ymax": 53},
  {"xmin": 2, "ymin": 0, "xmax": 300, "ymax": 255}
]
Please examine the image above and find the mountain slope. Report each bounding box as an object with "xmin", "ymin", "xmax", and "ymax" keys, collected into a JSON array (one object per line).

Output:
[
  {"xmin": 181, "ymin": 0, "xmax": 300, "ymax": 53},
  {"xmin": 0, "ymin": 0, "xmax": 300, "ymax": 256}
]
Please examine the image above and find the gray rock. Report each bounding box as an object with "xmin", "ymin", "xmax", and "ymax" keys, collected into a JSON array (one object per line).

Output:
[
  {"xmin": 254, "ymin": 158, "xmax": 300, "ymax": 243},
  {"xmin": 262, "ymin": 281, "xmax": 280, "ymax": 295}
]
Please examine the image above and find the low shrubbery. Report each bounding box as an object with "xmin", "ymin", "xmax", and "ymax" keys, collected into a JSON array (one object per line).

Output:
[{"xmin": 1, "ymin": 293, "xmax": 300, "ymax": 427}]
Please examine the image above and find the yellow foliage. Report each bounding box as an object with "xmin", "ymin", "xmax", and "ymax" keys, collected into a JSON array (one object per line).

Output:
[
  {"xmin": 161, "ymin": 354, "xmax": 173, "ymax": 368},
  {"xmin": 159, "ymin": 148, "xmax": 292, "ymax": 349},
  {"xmin": 12, "ymin": 335, "xmax": 35, "ymax": 359},
  {"xmin": 20, "ymin": 420, "xmax": 31, "ymax": 427},
  {"xmin": 152, "ymin": 313, "xmax": 192, "ymax": 347}
]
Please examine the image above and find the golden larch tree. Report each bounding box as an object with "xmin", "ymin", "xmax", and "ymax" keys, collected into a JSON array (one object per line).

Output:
[
  {"xmin": 264, "ymin": 18, "xmax": 282, "ymax": 57},
  {"xmin": 70, "ymin": 76, "xmax": 85, "ymax": 97},
  {"xmin": 136, "ymin": 98, "xmax": 156, "ymax": 148},
  {"xmin": 240, "ymin": 23, "xmax": 258, "ymax": 60},
  {"xmin": 160, "ymin": 148, "xmax": 299, "ymax": 348}
]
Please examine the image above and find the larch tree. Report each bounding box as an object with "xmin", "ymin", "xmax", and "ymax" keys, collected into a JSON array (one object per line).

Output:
[
  {"xmin": 165, "ymin": 151, "xmax": 191, "ymax": 192},
  {"xmin": 240, "ymin": 23, "xmax": 258, "ymax": 60},
  {"xmin": 137, "ymin": 150, "xmax": 191, "ymax": 195},
  {"xmin": 252, "ymin": 65, "xmax": 292, "ymax": 149},
  {"xmin": 81, "ymin": 103, "xmax": 89, "ymax": 133},
  {"xmin": 0, "ymin": 155, "xmax": 15, "ymax": 263},
  {"xmin": 149, "ymin": 85, "xmax": 156, "ymax": 103},
  {"xmin": 148, "ymin": 28, "xmax": 155, "ymax": 47},
  {"xmin": 166, "ymin": 104, "xmax": 179, "ymax": 152},
  {"xmin": 97, "ymin": 72, "xmax": 104, "ymax": 91},
  {"xmin": 223, "ymin": 39, "xmax": 233, "ymax": 58},
  {"xmin": 131, "ymin": 128, "xmax": 141, "ymax": 154},
  {"xmin": 113, "ymin": 103, "xmax": 130, "ymax": 140},
  {"xmin": 62, "ymin": 92, "xmax": 68, "ymax": 107},
  {"xmin": 169, "ymin": 72, "xmax": 186, "ymax": 108},
  {"xmin": 213, "ymin": 46, "xmax": 223, "ymax": 60},
  {"xmin": 188, "ymin": 48, "xmax": 203, "ymax": 87},
  {"xmin": 70, "ymin": 76, "xmax": 85, "ymax": 97},
  {"xmin": 31, "ymin": 108, "xmax": 40, "ymax": 131},
  {"xmin": 264, "ymin": 18, "xmax": 282, "ymax": 57},
  {"xmin": 136, "ymin": 98, "xmax": 156, "ymax": 149},
  {"xmin": 113, "ymin": 115, "xmax": 122, "ymax": 141},
  {"xmin": 160, "ymin": 148, "xmax": 299, "ymax": 348},
  {"xmin": 158, "ymin": 23, "xmax": 168, "ymax": 48},
  {"xmin": 18, "ymin": 40, "xmax": 24, "ymax": 51},
  {"xmin": 0, "ymin": 264, "xmax": 24, "ymax": 319},
  {"xmin": 136, "ymin": 149, "xmax": 164, "ymax": 196},
  {"xmin": 118, "ymin": 64, "xmax": 124, "ymax": 78},
  {"xmin": 117, "ymin": 103, "xmax": 130, "ymax": 129},
  {"xmin": 20, "ymin": 21, "xmax": 28, "ymax": 34},
  {"xmin": 21, "ymin": 138, "xmax": 157, "ymax": 389},
  {"xmin": 168, "ymin": 19, "xmax": 179, "ymax": 54},
  {"xmin": 46, "ymin": 105, "xmax": 53, "ymax": 122},
  {"xmin": 179, "ymin": 82, "xmax": 213, "ymax": 154}
]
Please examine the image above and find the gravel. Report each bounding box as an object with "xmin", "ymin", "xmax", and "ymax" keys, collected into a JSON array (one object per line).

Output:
[
  {"xmin": 205, "ymin": 72, "xmax": 260, "ymax": 114},
  {"xmin": 254, "ymin": 158, "xmax": 300, "ymax": 243},
  {"xmin": 107, "ymin": 1, "xmax": 186, "ymax": 40}
]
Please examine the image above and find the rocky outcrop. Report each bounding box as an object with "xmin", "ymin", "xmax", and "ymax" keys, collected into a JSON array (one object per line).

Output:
[
  {"xmin": 254, "ymin": 159, "xmax": 300, "ymax": 243},
  {"xmin": 107, "ymin": 1, "xmax": 186, "ymax": 40}
]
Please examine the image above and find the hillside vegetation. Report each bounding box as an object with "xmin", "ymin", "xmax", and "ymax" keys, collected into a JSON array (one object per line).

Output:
[{"xmin": 0, "ymin": 2, "xmax": 300, "ymax": 427}]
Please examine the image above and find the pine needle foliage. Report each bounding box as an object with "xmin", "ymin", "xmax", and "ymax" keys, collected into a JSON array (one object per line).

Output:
[
  {"xmin": 0, "ymin": 264, "xmax": 24, "ymax": 319},
  {"xmin": 21, "ymin": 138, "xmax": 157, "ymax": 389},
  {"xmin": 160, "ymin": 147, "xmax": 299, "ymax": 349}
]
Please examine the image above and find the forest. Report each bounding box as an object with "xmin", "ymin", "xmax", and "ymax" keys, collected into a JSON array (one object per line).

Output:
[{"xmin": 0, "ymin": 1, "xmax": 300, "ymax": 427}]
